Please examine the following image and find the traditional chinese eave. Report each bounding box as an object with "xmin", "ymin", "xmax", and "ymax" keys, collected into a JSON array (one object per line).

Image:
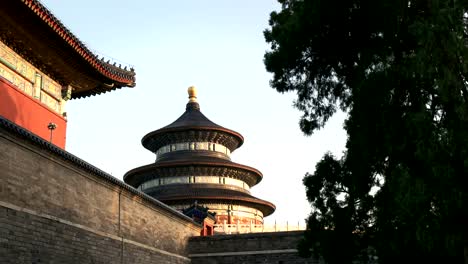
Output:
[
  {"xmin": 142, "ymin": 101, "xmax": 244, "ymax": 153},
  {"xmin": 151, "ymin": 184, "xmax": 276, "ymax": 217},
  {"xmin": 123, "ymin": 158, "xmax": 263, "ymax": 188},
  {"xmin": 0, "ymin": 0, "xmax": 136, "ymax": 99}
]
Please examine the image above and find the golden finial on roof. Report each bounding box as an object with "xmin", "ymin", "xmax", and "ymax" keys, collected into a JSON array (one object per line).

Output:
[{"xmin": 188, "ymin": 86, "xmax": 198, "ymax": 103}]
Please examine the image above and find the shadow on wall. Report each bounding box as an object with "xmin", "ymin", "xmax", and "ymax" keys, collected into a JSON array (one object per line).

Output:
[{"xmin": 0, "ymin": 78, "xmax": 20, "ymax": 125}]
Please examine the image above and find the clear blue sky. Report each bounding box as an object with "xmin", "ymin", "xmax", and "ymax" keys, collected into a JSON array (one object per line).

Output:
[{"xmin": 42, "ymin": 0, "xmax": 347, "ymax": 225}]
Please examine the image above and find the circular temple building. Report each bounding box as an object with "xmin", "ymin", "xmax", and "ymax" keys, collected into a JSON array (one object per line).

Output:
[{"xmin": 124, "ymin": 87, "xmax": 275, "ymax": 225}]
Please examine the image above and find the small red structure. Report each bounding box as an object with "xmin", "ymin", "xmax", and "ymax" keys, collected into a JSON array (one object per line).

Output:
[
  {"xmin": 0, "ymin": 0, "xmax": 136, "ymax": 148},
  {"xmin": 182, "ymin": 202, "xmax": 216, "ymax": 236}
]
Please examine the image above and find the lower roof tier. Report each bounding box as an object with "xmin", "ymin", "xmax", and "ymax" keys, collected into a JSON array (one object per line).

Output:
[
  {"xmin": 124, "ymin": 157, "xmax": 263, "ymax": 188},
  {"xmin": 144, "ymin": 183, "xmax": 275, "ymax": 217}
]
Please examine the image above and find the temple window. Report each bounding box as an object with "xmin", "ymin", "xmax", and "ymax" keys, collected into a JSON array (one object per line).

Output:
[
  {"xmin": 156, "ymin": 141, "xmax": 231, "ymax": 157},
  {"xmin": 139, "ymin": 176, "xmax": 249, "ymax": 191}
]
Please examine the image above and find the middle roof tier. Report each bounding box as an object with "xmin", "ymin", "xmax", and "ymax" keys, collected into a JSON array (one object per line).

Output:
[{"xmin": 124, "ymin": 157, "xmax": 263, "ymax": 189}]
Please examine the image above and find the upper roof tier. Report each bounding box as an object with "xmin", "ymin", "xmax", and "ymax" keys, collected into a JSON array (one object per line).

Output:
[
  {"xmin": 142, "ymin": 87, "xmax": 244, "ymax": 153},
  {"xmin": 0, "ymin": 0, "xmax": 136, "ymax": 99}
]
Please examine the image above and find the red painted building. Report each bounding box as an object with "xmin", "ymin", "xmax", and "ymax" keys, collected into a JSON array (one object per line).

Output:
[{"xmin": 0, "ymin": 0, "xmax": 136, "ymax": 148}]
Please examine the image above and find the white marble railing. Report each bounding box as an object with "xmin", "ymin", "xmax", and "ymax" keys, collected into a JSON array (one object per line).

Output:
[{"xmin": 214, "ymin": 222, "xmax": 305, "ymax": 234}]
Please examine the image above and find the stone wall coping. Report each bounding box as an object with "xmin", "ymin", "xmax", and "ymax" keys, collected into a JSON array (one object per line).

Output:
[
  {"xmin": 0, "ymin": 115, "xmax": 201, "ymax": 228},
  {"xmin": 189, "ymin": 230, "xmax": 305, "ymax": 241}
]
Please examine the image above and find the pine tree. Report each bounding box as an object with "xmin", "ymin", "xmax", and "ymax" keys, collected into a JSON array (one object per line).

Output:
[{"xmin": 264, "ymin": 0, "xmax": 468, "ymax": 262}]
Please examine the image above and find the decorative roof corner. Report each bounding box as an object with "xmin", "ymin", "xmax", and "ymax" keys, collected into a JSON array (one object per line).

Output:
[{"xmin": 0, "ymin": 0, "xmax": 136, "ymax": 99}]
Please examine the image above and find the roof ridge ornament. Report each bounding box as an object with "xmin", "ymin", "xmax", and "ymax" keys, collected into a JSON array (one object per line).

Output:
[
  {"xmin": 186, "ymin": 86, "xmax": 200, "ymax": 111},
  {"xmin": 188, "ymin": 86, "xmax": 198, "ymax": 103}
]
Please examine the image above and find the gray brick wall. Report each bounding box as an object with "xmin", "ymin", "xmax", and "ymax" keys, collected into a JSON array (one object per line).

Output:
[
  {"xmin": 0, "ymin": 127, "xmax": 201, "ymax": 263},
  {"xmin": 188, "ymin": 231, "xmax": 320, "ymax": 264},
  {"xmin": 189, "ymin": 253, "xmax": 318, "ymax": 264},
  {"xmin": 0, "ymin": 205, "xmax": 191, "ymax": 263},
  {"xmin": 0, "ymin": 205, "xmax": 121, "ymax": 264}
]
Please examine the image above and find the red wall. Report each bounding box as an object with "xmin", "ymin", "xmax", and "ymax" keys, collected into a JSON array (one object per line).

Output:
[
  {"xmin": 200, "ymin": 221, "xmax": 214, "ymax": 236},
  {"xmin": 0, "ymin": 78, "xmax": 66, "ymax": 148}
]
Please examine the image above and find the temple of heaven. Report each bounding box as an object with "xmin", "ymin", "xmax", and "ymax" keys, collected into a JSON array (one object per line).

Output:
[{"xmin": 124, "ymin": 86, "xmax": 275, "ymax": 225}]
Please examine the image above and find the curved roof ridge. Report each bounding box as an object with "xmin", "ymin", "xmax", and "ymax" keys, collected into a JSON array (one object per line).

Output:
[
  {"xmin": 22, "ymin": 0, "xmax": 136, "ymax": 86},
  {"xmin": 123, "ymin": 159, "xmax": 263, "ymax": 187},
  {"xmin": 141, "ymin": 101, "xmax": 244, "ymax": 152},
  {"xmin": 162, "ymin": 104, "xmax": 224, "ymax": 130},
  {"xmin": 148, "ymin": 184, "xmax": 276, "ymax": 216}
]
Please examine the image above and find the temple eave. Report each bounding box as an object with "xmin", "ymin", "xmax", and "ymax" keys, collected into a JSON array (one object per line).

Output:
[
  {"xmin": 123, "ymin": 161, "xmax": 263, "ymax": 187},
  {"xmin": 0, "ymin": 0, "xmax": 136, "ymax": 97},
  {"xmin": 160, "ymin": 196, "xmax": 276, "ymax": 217},
  {"xmin": 142, "ymin": 127, "xmax": 244, "ymax": 153},
  {"xmin": 145, "ymin": 184, "xmax": 275, "ymax": 216},
  {"xmin": 71, "ymin": 81, "xmax": 135, "ymax": 99}
]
